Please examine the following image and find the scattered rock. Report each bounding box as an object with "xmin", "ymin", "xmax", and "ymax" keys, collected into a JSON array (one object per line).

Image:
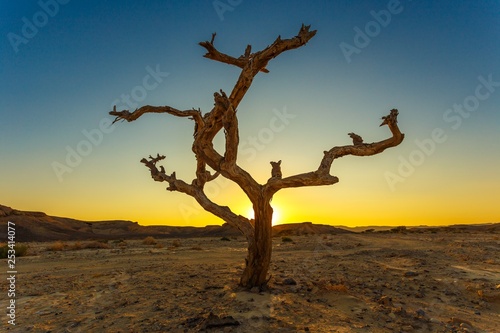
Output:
[
  {"xmin": 404, "ymin": 271, "xmax": 419, "ymax": 277},
  {"xmin": 415, "ymin": 309, "xmax": 426, "ymax": 317},
  {"xmin": 202, "ymin": 312, "xmax": 240, "ymax": 329},
  {"xmin": 283, "ymin": 278, "xmax": 297, "ymax": 286},
  {"xmin": 378, "ymin": 295, "xmax": 393, "ymax": 307},
  {"xmin": 449, "ymin": 317, "xmax": 473, "ymax": 329}
]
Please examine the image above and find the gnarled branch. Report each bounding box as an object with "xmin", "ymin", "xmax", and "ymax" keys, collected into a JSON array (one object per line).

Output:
[
  {"xmin": 264, "ymin": 109, "xmax": 404, "ymax": 195},
  {"xmin": 199, "ymin": 33, "xmax": 269, "ymax": 73},
  {"xmin": 110, "ymin": 105, "xmax": 204, "ymax": 129},
  {"xmin": 139, "ymin": 154, "xmax": 253, "ymax": 238}
]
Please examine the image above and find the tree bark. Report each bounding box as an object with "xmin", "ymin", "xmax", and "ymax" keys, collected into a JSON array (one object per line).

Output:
[{"xmin": 240, "ymin": 199, "xmax": 273, "ymax": 288}]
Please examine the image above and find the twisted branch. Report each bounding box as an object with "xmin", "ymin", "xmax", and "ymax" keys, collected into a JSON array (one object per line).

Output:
[{"xmin": 264, "ymin": 109, "xmax": 404, "ymax": 195}]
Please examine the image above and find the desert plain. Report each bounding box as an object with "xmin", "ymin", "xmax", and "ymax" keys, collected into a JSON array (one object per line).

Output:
[{"xmin": 2, "ymin": 227, "xmax": 500, "ymax": 333}]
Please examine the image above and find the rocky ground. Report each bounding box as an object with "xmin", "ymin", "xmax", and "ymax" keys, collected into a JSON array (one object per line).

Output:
[{"xmin": 2, "ymin": 232, "xmax": 499, "ymax": 332}]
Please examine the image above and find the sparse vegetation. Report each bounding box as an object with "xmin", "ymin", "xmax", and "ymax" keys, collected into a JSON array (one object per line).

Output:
[
  {"xmin": 47, "ymin": 241, "xmax": 66, "ymax": 251},
  {"xmin": 70, "ymin": 242, "xmax": 83, "ymax": 250},
  {"xmin": 171, "ymin": 239, "xmax": 182, "ymax": 248},
  {"xmin": 0, "ymin": 243, "xmax": 29, "ymax": 258},
  {"xmin": 143, "ymin": 236, "xmax": 157, "ymax": 245},
  {"xmin": 390, "ymin": 226, "xmax": 407, "ymax": 233},
  {"xmin": 84, "ymin": 241, "xmax": 111, "ymax": 249},
  {"xmin": 118, "ymin": 241, "xmax": 128, "ymax": 248},
  {"xmin": 46, "ymin": 240, "xmax": 111, "ymax": 251}
]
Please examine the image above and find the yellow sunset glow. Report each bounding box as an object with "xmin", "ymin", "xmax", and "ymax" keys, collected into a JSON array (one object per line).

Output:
[{"xmin": 246, "ymin": 206, "xmax": 282, "ymax": 226}]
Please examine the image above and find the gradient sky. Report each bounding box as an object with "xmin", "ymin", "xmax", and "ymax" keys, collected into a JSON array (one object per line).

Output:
[{"xmin": 1, "ymin": 0, "xmax": 499, "ymax": 227}]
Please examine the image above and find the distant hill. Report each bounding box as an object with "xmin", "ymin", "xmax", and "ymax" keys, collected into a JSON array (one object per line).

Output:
[
  {"xmin": 0, "ymin": 204, "xmax": 240, "ymax": 242},
  {"xmin": 0, "ymin": 205, "xmax": 350, "ymax": 242},
  {"xmin": 2, "ymin": 205, "xmax": 498, "ymax": 242},
  {"xmin": 272, "ymin": 222, "xmax": 352, "ymax": 237}
]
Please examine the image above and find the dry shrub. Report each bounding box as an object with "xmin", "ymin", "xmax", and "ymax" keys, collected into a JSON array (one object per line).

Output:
[
  {"xmin": 112, "ymin": 239, "xmax": 128, "ymax": 248},
  {"xmin": 325, "ymin": 283, "xmax": 349, "ymax": 292},
  {"xmin": 47, "ymin": 241, "xmax": 66, "ymax": 251},
  {"xmin": 0, "ymin": 243, "xmax": 29, "ymax": 258},
  {"xmin": 143, "ymin": 236, "xmax": 157, "ymax": 245},
  {"xmin": 171, "ymin": 239, "xmax": 181, "ymax": 248},
  {"xmin": 191, "ymin": 246, "xmax": 203, "ymax": 251},
  {"xmin": 69, "ymin": 242, "xmax": 83, "ymax": 250},
  {"xmin": 154, "ymin": 243, "xmax": 164, "ymax": 249},
  {"xmin": 84, "ymin": 241, "xmax": 111, "ymax": 249}
]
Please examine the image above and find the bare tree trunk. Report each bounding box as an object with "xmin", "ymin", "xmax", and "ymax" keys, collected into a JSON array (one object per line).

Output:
[{"xmin": 240, "ymin": 200, "xmax": 273, "ymax": 288}]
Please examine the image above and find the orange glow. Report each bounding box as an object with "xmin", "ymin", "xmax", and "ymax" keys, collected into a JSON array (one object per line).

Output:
[{"xmin": 246, "ymin": 206, "xmax": 282, "ymax": 226}]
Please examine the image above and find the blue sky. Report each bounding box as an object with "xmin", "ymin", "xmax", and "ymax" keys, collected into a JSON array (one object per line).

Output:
[{"xmin": 1, "ymin": 0, "xmax": 499, "ymax": 226}]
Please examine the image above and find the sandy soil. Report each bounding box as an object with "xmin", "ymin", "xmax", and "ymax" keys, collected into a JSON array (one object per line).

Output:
[{"xmin": 2, "ymin": 232, "xmax": 499, "ymax": 332}]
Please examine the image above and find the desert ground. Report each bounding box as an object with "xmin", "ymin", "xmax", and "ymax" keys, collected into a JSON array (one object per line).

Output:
[{"xmin": 2, "ymin": 231, "xmax": 499, "ymax": 332}]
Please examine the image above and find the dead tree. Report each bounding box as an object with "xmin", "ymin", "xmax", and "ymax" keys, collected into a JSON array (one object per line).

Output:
[{"xmin": 109, "ymin": 25, "xmax": 404, "ymax": 289}]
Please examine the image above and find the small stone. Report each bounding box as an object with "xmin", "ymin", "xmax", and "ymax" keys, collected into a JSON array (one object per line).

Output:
[
  {"xmin": 378, "ymin": 295, "xmax": 393, "ymax": 307},
  {"xmin": 404, "ymin": 271, "xmax": 418, "ymax": 277},
  {"xmin": 283, "ymin": 278, "xmax": 297, "ymax": 286},
  {"xmin": 449, "ymin": 317, "xmax": 473, "ymax": 329},
  {"xmin": 416, "ymin": 309, "xmax": 426, "ymax": 317}
]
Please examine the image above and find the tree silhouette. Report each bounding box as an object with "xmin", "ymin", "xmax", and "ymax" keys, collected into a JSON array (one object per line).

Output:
[{"xmin": 109, "ymin": 25, "xmax": 404, "ymax": 289}]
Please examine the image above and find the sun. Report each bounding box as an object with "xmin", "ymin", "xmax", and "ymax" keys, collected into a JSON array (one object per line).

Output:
[{"xmin": 246, "ymin": 206, "xmax": 282, "ymax": 226}]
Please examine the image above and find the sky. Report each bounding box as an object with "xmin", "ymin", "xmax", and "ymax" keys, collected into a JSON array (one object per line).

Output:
[{"xmin": 1, "ymin": 0, "xmax": 499, "ymax": 227}]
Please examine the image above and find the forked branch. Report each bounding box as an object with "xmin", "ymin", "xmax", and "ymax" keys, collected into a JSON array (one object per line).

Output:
[
  {"xmin": 264, "ymin": 109, "xmax": 404, "ymax": 195},
  {"xmin": 139, "ymin": 154, "xmax": 253, "ymax": 238}
]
